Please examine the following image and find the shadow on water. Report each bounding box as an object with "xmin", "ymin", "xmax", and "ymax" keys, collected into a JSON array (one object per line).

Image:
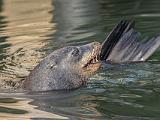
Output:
[{"xmin": 0, "ymin": 0, "xmax": 159, "ymax": 119}]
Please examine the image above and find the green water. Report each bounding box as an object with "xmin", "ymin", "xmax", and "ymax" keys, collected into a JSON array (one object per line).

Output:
[{"xmin": 0, "ymin": 0, "xmax": 160, "ymax": 119}]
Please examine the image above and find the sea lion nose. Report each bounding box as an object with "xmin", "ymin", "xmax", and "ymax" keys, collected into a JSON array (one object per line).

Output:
[
  {"xmin": 91, "ymin": 42, "xmax": 101, "ymax": 60},
  {"xmin": 82, "ymin": 42, "xmax": 101, "ymax": 49},
  {"xmin": 92, "ymin": 42, "xmax": 101, "ymax": 51},
  {"xmin": 80, "ymin": 42, "xmax": 101, "ymax": 55},
  {"xmin": 92, "ymin": 42, "xmax": 101, "ymax": 47},
  {"xmin": 90, "ymin": 42, "xmax": 101, "ymax": 51}
]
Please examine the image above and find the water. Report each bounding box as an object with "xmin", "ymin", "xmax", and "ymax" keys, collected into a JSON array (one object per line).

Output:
[{"xmin": 0, "ymin": 0, "xmax": 160, "ymax": 119}]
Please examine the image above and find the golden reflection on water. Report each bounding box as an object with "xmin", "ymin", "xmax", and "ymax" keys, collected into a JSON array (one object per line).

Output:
[
  {"xmin": 0, "ymin": 97, "xmax": 68, "ymax": 120},
  {"xmin": 0, "ymin": 0, "xmax": 56, "ymax": 87}
]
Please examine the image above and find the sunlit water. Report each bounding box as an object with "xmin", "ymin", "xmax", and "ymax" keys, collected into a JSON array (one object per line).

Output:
[{"xmin": 0, "ymin": 0, "xmax": 160, "ymax": 119}]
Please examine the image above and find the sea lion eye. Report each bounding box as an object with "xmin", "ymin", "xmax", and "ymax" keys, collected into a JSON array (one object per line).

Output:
[{"xmin": 71, "ymin": 48, "xmax": 80, "ymax": 56}]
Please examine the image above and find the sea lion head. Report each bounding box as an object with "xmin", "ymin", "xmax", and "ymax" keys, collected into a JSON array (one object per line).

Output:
[
  {"xmin": 24, "ymin": 42, "xmax": 101, "ymax": 91},
  {"xmin": 65, "ymin": 42, "xmax": 101, "ymax": 77}
]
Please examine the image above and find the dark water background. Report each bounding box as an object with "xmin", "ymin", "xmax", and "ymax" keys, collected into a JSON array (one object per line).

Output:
[{"xmin": 0, "ymin": 0, "xmax": 160, "ymax": 119}]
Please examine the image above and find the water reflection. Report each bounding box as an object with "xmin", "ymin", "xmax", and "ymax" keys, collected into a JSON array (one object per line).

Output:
[
  {"xmin": 51, "ymin": 0, "xmax": 102, "ymax": 48},
  {"xmin": 99, "ymin": 0, "xmax": 160, "ymax": 36},
  {"xmin": 0, "ymin": 96, "xmax": 68, "ymax": 120},
  {"xmin": 0, "ymin": 0, "xmax": 56, "ymax": 89}
]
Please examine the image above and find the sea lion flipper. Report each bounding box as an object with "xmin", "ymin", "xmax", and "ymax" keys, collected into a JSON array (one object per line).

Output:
[
  {"xmin": 100, "ymin": 20, "xmax": 135, "ymax": 60},
  {"xmin": 106, "ymin": 29, "xmax": 160, "ymax": 63},
  {"xmin": 100, "ymin": 20, "xmax": 160, "ymax": 63}
]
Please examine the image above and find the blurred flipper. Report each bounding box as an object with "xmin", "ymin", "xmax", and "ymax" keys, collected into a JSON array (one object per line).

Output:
[{"xmin": 100, "ymin": 20, "xmax": 160, "ymax": 63}]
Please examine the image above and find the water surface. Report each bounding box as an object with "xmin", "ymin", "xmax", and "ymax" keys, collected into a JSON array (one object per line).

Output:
[{"xmin": 0, "ymin": 0, "xmax": 160, "ymax": 119}]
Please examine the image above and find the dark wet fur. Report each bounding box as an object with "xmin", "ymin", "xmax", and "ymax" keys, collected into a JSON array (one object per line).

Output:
[{"xmin": 100, "ymin": 20, "xmax": 160, "ymax": 63}]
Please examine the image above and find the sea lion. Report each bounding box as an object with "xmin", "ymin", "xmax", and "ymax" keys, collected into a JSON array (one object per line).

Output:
[
  {"xmin": 23, "ymin": 42, "xmax": 101, "ymax": 91},
  {"xmin": 23, "ymin": 20, "xmax": 160, "ymax": 91}
]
